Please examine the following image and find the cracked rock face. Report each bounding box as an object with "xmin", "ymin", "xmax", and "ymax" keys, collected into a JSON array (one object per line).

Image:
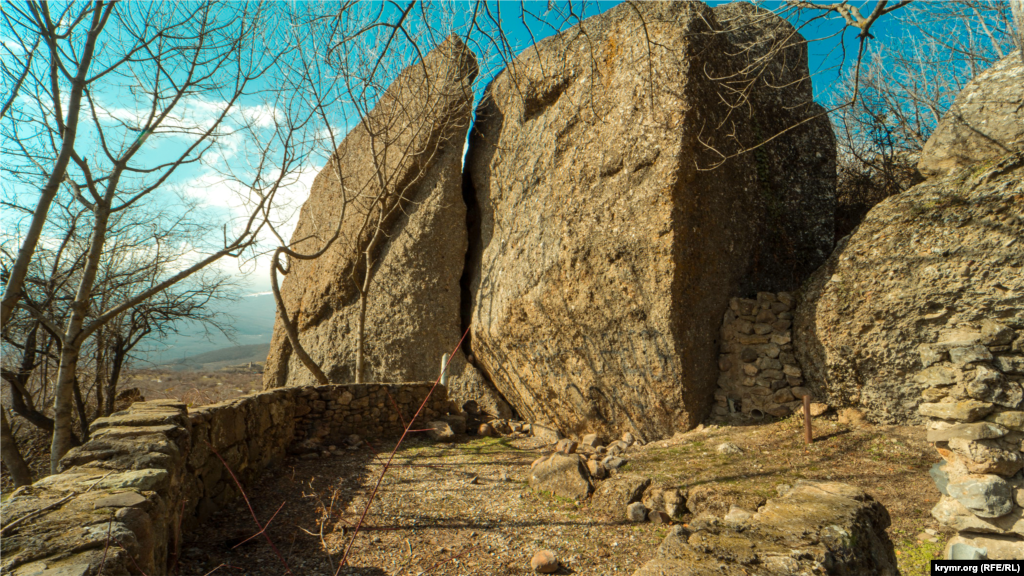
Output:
[
  {"xmin": 465, "ymin": 1, "xmax": 835, "ymax": 440},
  {"xmin": 262, "ymin": 38, "xmax": 511, "ymax": 418}
]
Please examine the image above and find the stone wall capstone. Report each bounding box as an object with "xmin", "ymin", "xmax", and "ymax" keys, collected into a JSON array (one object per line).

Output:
[{"xmin": 0, "ymin": 383, "xmax": 450, "ymax": 576}]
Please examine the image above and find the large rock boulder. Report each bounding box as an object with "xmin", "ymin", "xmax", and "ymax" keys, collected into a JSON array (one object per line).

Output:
[
  {"xmin": 919, "ymin": 54, "xmax": 1024, "ymax": 178},
  {"xmin": 795, "ymin": 151, "xmax": 1024, "ymax": 424},
  {"xmin": 464, "ymin": 2, "xmax": 835, "ymax": 440},
  {"xmin": 633, "ymin": 481, "xmax": 899, "ymax": 576},
  {"xmin": 262, "ymin": 38, "xmax": 511, "ymax": 418}
]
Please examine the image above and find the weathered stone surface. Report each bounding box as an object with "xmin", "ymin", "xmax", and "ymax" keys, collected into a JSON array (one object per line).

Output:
[
  {"xmin": 919, "ymin": 401, "xmax": 995, "ymax": 422},
  {"xmin": 966, "ymin": 367, "xmax": 1023, "ymax": 409},
  {"xmin": 465, "ymin": 1, "xmax": 834, "ymax": 440},
  {"xmin": 927, "ymin": 422, "xmax": 1008, "ymax": 442},
  {"xmin": 591, "ymin": 475, "xmax": 651, "ymax": 517},
  {"xmin": 988, "ymin": 411, "xmax": 1024, "ymax": 431},
  {"xmin": 945, "ymin": 533, "xmax": 1024, "ymax": 561},
  {"xmin": 626, "ymin": 502, "xmax": 648, "ymax": 522},
  {"xmin": 919, "ymin": 55, "xmax": 1024, "ymax": 177},
  {"xmin": 262, "ymin": 37, "xmax": 512, "ymax": 418},
  {"xmin": 995, "ymin": 356, "xmax": 1024, "ymax": 375},
  {"xmin": 642, "ymin": 486, "xmax": 685, "ymax": 518},
  {"xmin": 946, "ymin": 475, "xmax": 1015, "ymax": 518},
  {"xmin": 948, "ymin": 438, "xmax": 1023, "ymax": 476},
  {"xmin": 634, "ymin": 480, "xmax": 898, "ymax": 576},
  {"xmin": 427, "ymin": 420, "xmax": 456, "ymax": 442},
  {"xmin": 932, "ymin": 496, "xmax": 1024, "ymax": 535},
  {"xmin": 529, "ymin": 453, "xmax": 592, "ymax": 501},
  {"xmin": 795, "ymin": 155, "xmax": 1024, "ymax": 424},
  {"xmin": 686, "ymin": 484, "xmax": 766, "ymax": 519}
]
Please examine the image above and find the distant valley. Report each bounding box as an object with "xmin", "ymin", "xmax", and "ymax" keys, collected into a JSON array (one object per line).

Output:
[{"xmin": 139, "ymin": 292, "xmax": 277, "ymax": 368}]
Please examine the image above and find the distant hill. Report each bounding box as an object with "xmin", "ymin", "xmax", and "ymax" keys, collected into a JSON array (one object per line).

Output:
[
  {"xmin": 165, "ymin": 343, "xmax": 271, "ymax": 367},
  {"xmin": 140, "ymin": 292, "xmax": 277, "ymax": 365}
]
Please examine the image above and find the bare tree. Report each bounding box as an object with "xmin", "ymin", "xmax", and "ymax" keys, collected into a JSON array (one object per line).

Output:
[
  {"xmin": 828, "ymin": 0, "xmax": 1017, "ymax": 237},
  {"xmin": 2, "ymin": 0, "xmax": 314, "ymax": 472}
]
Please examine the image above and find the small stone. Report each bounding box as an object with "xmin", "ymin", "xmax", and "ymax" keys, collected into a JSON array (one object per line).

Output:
[
  {"xmin": 790, "ymin": 386, "xmax": 811, "ymax": 399},
  {"xmin": 532, "ymin": 424, "xmax": 563, "ymax": 443},
  {"xmin": 742, "ymin": 364, "xmax": 759, "ymax": 376},
  {"xmin": 981, "ymin": 320, "xmax": 1015, "ymax": 346},
  {"xmin": 809, "ymin": 402, "xmax": 828, "ymax": 416},
  {"xmin": 716, "ymin": 442, "xmax": 743, "ymax": 455},
  {"xmin": 772, "ymin": 388, "xmax": 795, "ymax": 403},
  {"xmin": 740, "ymin": 348, "xmax": 758, "ymax": 363},
  {"xmin": 587, "ymin": 460, "xmax": 607, "ymax": 480},
  {"xmin": 917, "ymin": 366, "xmax": 957, "ymax": 388},
  {"xmin": 555, "ymin": 438, "xmax": 578, "ymax": 454},
  {"xmin": 648, "ymin": 510, "xmax": 671, "ymax": 524},
  {"xmin": 626, "ymin": 502, "xmax": 648, "ymax": 522},
  {"xmin": 601, "ymin": 456, "xmax": 626, "ymax": 471},
  {"xmin": 919, "ymin": 345, "xmax": 946, "ymax": 368},
  {"xmin": 930, "ymin": 462, "xmax": 950, "ymax": 496},
  {"xmin": 581, "ymin": 433, "xmax": 602, "ymax": 447},
  {"xmin": 478, "ymin": 423, "xmax": 496, "ymax": 437},
  {"xmin": 950, "ymin": 344, "xmax": 994, "ymax": 366},
  {"xmin": 923, "ymin": 387, "xmax": 950, "ymax": 402},
  {"xmin": 782, "ymin": 365, "xmax": 802, "ymax": 377},
  {"xmin": 531, "ymin": 550, "xmax": 559, "ymax": 574},
  {"xmin": 724, "ymin": 505, "xmax": 754, "ymax": 524},
  {"xmin": 427, "ymin": 420, "xmax": 456, "ymax": 441},
  {"xmin": 988, "ymin": 411, "xmax": 1024, "ymax": 431},
  {"xmin": 753, "ymin": 323, "xmax": 772, "ymax": 335},
  {"xmin": 994, "ymin": 356, "xmax": 1024, "ymax": 375},
  {"xmin": 621, "ymin": 432, "xmax": 635, "ymax": 446}
]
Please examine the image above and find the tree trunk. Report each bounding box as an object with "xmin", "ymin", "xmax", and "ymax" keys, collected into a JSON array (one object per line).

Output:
[
  {"xmin": 1, "ymin": 409, "xmax": 33, "ymax": 487},
  {"xmin": 1012, "ymin": 0, "xmax": 1024, "ymax": 64},
  {"xmin": 72, "ymin": 376, "xmax": 90, "ymax": 443},
  {"xmin": 104, "ymin": 342, "xmax": 127, "ymax": 416},
  {"xmin": 355, "ymin": 292, "xmax": 367, "ymax": 383},
  {"xmin": 50, "ymin": 344, "xmax": 82, "ymax": 473},
  {"xmin": 50, "ymin": 200, "xmax": 112, "ymax": 473}
]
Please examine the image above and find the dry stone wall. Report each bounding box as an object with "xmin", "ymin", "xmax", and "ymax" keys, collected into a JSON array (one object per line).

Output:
[
  {"xmin": 1, "ymin": 384, "xmax": 450, "ymax": 576},
  {"xmin": 918, "ymin": 322, "xmax": 1024, "ymax": 560},
  {"xmin": 714, "ymin": 292, "xmax": 810, "ymax": 418}
]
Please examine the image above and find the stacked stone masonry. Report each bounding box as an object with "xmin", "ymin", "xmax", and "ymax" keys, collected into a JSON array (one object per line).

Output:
[
  {"xmin": 0, "ymin": 383, "xmax": 450, "ymax": 576},
  {"xmin": 715, "ymin": 292, "xmax": 810, "ymax": 418},
  {"xmin": 919, "ymin": 322, "xmax": 1024, "ymax": 560}
]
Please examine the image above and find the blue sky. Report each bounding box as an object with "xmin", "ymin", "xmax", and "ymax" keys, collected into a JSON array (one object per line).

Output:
[{"xmin": 0, "ymin": 1, "xmax": 996, "ymax": 299}]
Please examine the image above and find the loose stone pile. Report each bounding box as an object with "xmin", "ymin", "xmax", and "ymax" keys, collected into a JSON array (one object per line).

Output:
[
  {"xmin": 715, "ymin": 292, "xmax": 811, "ymax": 418},
  {"xmin": 919, "ymin": 322, "xmax": 1024, "ymax": 559}
]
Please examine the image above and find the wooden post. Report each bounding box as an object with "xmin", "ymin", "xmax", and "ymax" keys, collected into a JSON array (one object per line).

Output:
[{"xmin": 803, "ymin": 395, "xmax": 812, "ymax": 444}]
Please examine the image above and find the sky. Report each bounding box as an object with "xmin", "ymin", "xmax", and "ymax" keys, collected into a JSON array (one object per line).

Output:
[{"xmin": 0, "ymin": 0, "xmax": 1001, "ymax": 306}]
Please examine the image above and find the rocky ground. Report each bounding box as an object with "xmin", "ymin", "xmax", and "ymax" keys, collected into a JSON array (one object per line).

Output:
[{"xmin": 172, "ymin": 413, "xmax": 946, "ymax": 576}]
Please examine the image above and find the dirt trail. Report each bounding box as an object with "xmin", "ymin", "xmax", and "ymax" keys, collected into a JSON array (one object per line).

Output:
[{"xmin": 175, "ymin": 416, "xmax": 946, "ymax": 576}]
